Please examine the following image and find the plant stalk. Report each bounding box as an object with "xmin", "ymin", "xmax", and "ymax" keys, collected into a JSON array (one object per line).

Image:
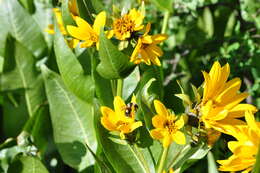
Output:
[
  {"xmin": 157, "ymin": 146, "xmax": 169, "ymax": 173},
  {"xmin": 116, "ymin": 78, "xmax": 124, "ymax": 97},
  {"xmin": 161, "ymin": 11, "xmax": 170, "ymax": 34}
]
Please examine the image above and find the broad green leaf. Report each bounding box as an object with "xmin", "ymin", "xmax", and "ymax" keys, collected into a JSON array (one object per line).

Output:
[
  {"xmin": 123, "ymin": 67, "xmax": 140, "ymax": 100},
  {"xmin": 91, "ymin": 52, "xmax": 113, "ymax": 107},
  {"xmin": 7, "ymin": 156, "xmax": 49, "ymax": 173},
  {"xmin": 41, "ymin": 65, "xmax": 97, "ymax": 171},
  {"xmin": 167, "ymin": 143, "xmax": 210, "ymax": 173},
  {"xmin": 1, "ymin": 0, "xmax": 47, "ymax": 57},
  {"xmin": 94, "ymin": 101, "xmax": 152, "ymax": 173},
  {"xmin": 150, "ymin": 0, "xmax": 173, "ymax": 12},
  {"xmin": 207, "ymin": 151, "xmax": 218, "ymax": 173},
  {"xmin": 97, "ymin": 31, "xmax": 135, "ymax": 79},
  {"xmin": 1, "ymin": 42, "xmax": 45, "ymax": 117},
  {"xmin": 54, "ymin": 23, "xmax": 95, "ymax": 103},
  {"xmin": 77, "ymin": 0, "xmax": 104, "ymax": 24},
  {"xmin": 3, "ymin": 93, "xmax": 29, "ymax": 137},
  {"xmin": 19, "ymin": 0, "xmax": 35, "ymax": 14}
]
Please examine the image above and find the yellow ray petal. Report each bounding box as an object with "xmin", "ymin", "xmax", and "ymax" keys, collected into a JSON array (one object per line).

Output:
[
  {"xmin": 93, "ymin": 11, "xmax": 106, "ymax": 35},
  {"xmin": 172, "ymin": 131, "xmax": 186, "ymax": 145},
  {"xmin": 154, "ymin": 100, "xmax": 169, "ymax": 117}
]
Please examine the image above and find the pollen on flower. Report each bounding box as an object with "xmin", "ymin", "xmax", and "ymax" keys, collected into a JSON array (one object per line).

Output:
[{"xmin": 113, "ymin": 16, "xmax": 135, "ymax": 37}]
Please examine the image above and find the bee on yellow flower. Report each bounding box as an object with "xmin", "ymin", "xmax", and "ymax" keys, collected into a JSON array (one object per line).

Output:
[
  {"xmin": 67, "ymin": 11, "xmax": 106, "ymax": 49},
  {"xmin": 100, "ymin": 96, "xmax": 142, "ymax": 139},
  {"xmin": 45, "ymin": 8, "xmax": 79, "ymax": 48},
  {"xmin": 217, "ymin": 111, "xmax": 260, "ymax": 173},
  {"xmin": 108, "ymin": 8, "xmax": 144, "ymax": 40},
  {"xmin": 150, "ymin": 100, "xmax": 186, "ymax": 148},
  {"xmin": 200, "ymin": 61, "xmax": 257, "ymax": 134},
  {"xmin": 130, "ymin": 23, "xmax": 168, "ymax": 66}
]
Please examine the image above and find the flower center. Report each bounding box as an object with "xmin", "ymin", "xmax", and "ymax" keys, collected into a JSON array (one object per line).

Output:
[
  {"xmin": 164, "ymin": 119, "xmax": 177, "ymax": 134},
  {"xmin": 113, "ymin": 15, "xmax": 135, "ymax": 36}
]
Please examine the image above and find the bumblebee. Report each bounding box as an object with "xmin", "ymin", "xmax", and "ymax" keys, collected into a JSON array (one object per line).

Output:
[{"xmin": 124, "ymin": 102, "xmax": 138, "ymax": 117}]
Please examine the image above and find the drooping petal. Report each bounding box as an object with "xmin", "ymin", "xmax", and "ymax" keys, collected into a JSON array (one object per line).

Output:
[
  {"xmin": 130, "ymin": 121, "xmax": 143, "ymax": 132},
  {"xmin": 175, "ymin": 116, "xmax": 185, "ymax": 129},
  {"xmin": 163, "ymin": 133, "xmax": 172, "ymax": 148},
  {"xmin": 74, "ymin": 16, "xmax": 93, "ymax": 32},
  {"xmin": 152, "ymin": 34, "xmax": 168, "ymax": 44},
  {"xmin": 67, "ymin": 25, "xmax": 90, "ymax": 40}
]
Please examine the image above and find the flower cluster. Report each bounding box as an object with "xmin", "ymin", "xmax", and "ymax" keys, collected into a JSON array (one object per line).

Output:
[{"xmin": 46, "ymin": 1, "xmax": 168, "ymax": 66}]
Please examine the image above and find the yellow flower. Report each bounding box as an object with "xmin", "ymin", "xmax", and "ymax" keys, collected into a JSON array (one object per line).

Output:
[
  {"xmin": 217, "ymin": 111, "xmax": 260, "ymax": 173},
  {"xmin": 45, "ymin": 8, "xmax": 79, "ymax": 48},
  {"xmin": 108, "ymin": 8, "xmax": 144, "ymax": 40},
  {"xmin": 200, "ymin": 61, "xmax": 257, "ymax": 133},
  {"xmin": 150, "ymin": 100, "xmax": 186, "ymax": 148},
  {"xmin": 100, "ymin": 96, "xmax": 142, "ymax": 139},
  {"xmin": 130, "ymin": 23, "xmax": 168, "ymax": 66},
  {"xmin": 67, "ymin": 11, "xmax": 106, "ymax": 49}
]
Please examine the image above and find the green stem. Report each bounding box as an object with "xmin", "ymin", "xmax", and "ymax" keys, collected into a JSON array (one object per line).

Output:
[
  {"xmin": 110, "ymin": 80, "xmax": 116, "ymax": 97},
  {"xmin": 116, "ymin": 78, "xmax": 123, "ymax": 97},
  {"xmin": 161, "ymin": 11, "xmax": 170, "ymax": 34},
  {"xmin": 157, "ymin": 146, "xmax": 169, "ymax": 173}
]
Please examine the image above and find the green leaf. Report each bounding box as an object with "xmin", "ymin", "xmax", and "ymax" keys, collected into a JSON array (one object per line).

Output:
[
  {"xmin": 54, "ymin": 23, "xmax": 95, "ymax": 103},
  {"xmin": 203, "ymin": 7, "xmax": 214, "ymax": 38},
  {"xmin": 207, "ymin": 151, "xmax": 218, "ymax": 173},
  {"xmin": 1, "ymin": 41, "xmax": 45, "ymax": 117},
  {"xmin": 62, "ymin": 0, "xmax": 75, "ymax": 25},
  {"xmin": 94, "ymin": 101, "xmax": 152, "ymax": 173},
  {"xmin": 123, "ymin": 67, "xmax": 140, "ymax": 100},
  {"xmin": 7, "ymin": 156, "xmax": 49, "ymax": 173},
  {"xmin": 77, "ymin": 0, "xmax": 104, "ymax": 24},
  {"xmin": 41, "ymin": 65, "xmax": 97, "ymax": 171},
  {"xmin": 1, "ymin": 0, "xmax": 47, "ymax": 57},
  {"xmin": 97, "ymin": 31, "xmax": 135, "ymax": 79},
  {"xmin": 91, "ymin": 52, "xmax": 113, "ymax": 107}
]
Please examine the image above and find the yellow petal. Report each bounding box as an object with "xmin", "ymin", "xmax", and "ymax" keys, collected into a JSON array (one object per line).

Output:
[
  {"xmin": 80, "ymin": 41, "xmax": 94, "ymax": 48},
  {"xmin": 172, "ymin": 131, "xmax": 186, "ymax": 145},
  {"xmin": 150, "ymin": 128, "xmax": 164, "ymax": 140},
  {"xmin": 75, "ymin": 16, "xmax": 93, "ymax": 32},
  {"xmin": 175, "ymin": 116, "xmax": 185, "ymax": 129},
  {"xmin": 130, "ymin": 39, "xmax": 142, "ymax": 62},
  {"xmin": 67, "ymin": 25, "xmax": 90, "ymax": 40},
  {"xmin": 154, "ymin": 100, "xmax": 169, "ymax": 117},
  {"xmin": 93, "ymin": 11, "xmax": 106, "ymax": 35},
  {"xmin": 144, "ymin": 23, "xmax": 151, "ymax": 35},
  {"xmin": 101, "ymin": 116, "xmax": 117, "ymax": 131},
  {"xmin": 106, "ymin": 30, "xmax": 114, "ymax": 39},
  {"xmin": 114, "ymin": 96, "xmax": 126, "ymax": 117},
  {"xmin": 152, "ymin": 34, "xmax": 168, "ymax": 44},
  {"xmin": 152, "ymin": 115, "xmax": 167, "ymax": 128},
  {"xmin": 130, "ymin": 121, "xmax": 142, "ymax": 132},
  {"xmin": 228, "ymin": 104, "xmax": 257, "ymax": 118},
  {"xmin": 245, "ymin": 111, "xmax": 260, "ymax": 133},
  {"xmin": 163, "ymin": 133, "xmax": 172, "ymax": 147}
]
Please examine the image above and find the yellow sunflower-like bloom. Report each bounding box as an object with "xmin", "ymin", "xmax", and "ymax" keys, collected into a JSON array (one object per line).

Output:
[
  {"xmin": 100, "ymin": 96, "xmax": 142, "ymax": 139},
  {"xmin": 217, "ymin": 111, "xmax": 260, "ymax": 173},
  {"xmin": 67, "ymin": 11, "xmax": 106, "ymax": 49},
  {"xmin": 45, "ymin": 8, "xmax": 79, "ymax": 48},
  {"xmin": 150, "ymin": 100, "xmax": 186, "ymax": 148},
  {"xmin": 200, "ymin": 61, "xmax": 257, "ymax": 133},
  {"xmin": 130, "ymin": 23, "xmax": 168, "ymax": 66},
  {"xmin": 108, "ymin": 8, "xmax": 144, "ymax": 40}
]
